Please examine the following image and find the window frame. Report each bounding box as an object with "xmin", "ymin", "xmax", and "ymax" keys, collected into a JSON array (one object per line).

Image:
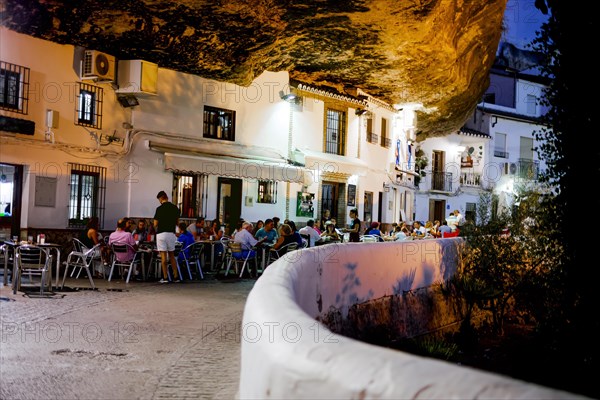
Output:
[
  {"xmin": 203, "ymin": 105, "xmax": 236, "ymax": 141},
  {"xmin": 67, "ymin": 163, "xmax": 106, "ymax": 229},
  {"xmin": 172, "ymin": 173, "xmax": 208, "ymax": 218},
  {"xmin": 257, "ymin": 180, "xmax": 277, "ymax": 204},
  {"xmin": 0, "ymin": 61, "xmax": 30, "ymax": 114},
  {"xmin": 76, "ymin": 82, "xmax": 103, "ymax": 129},
  {"xmin": 494, "ymin": 132, "xmax": 508, "ymax": 158},
  {"xmin": 324, "ymin": 108, "xmax": 347, "ymax": 155}
]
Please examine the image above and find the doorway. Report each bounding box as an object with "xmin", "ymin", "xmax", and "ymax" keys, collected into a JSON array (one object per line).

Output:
[
  {"xmin": 429, "ymin": 199, "xmax": 446, "ymax": 223},
  {"xmin": 217, "ymin": 178, "xmax": 242, "ymax": 235},
  {"xmin": 0, "ymin": 163, "xmax": 23, "ymax": 240},
  {"xmin": 321, "ymin": 182, "xmax": 339, "ymax": 222}
]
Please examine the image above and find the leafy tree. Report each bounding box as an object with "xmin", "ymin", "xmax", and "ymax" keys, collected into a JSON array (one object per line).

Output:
[{"xmin": 530, "ymin": 0, "xmax": 599, "ymax": 383}]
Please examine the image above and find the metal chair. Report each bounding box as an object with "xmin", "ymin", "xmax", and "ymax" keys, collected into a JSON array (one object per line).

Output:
[
  {"xmin": 13, "ymin": 245, "xmax": 52, "ymax": 295},
  {"xmin": 267, "ymin": 242, "xmax": 298, "ymax": 266},
  {"xmin": 108, "ymin": 242, "xmax": 141, "ymax": 283},
  {"xmin": 62, "ymin": 239, "xmax": 100, "ymax": 290},
  {"xmin": 225, "ymin": 241, "xmax": 258, "ymax": 278},
  {"xmin": 360, "ymin": 235, "xmax": 379, "ymax": 243},
  {"xmin": 180, "ymin": 242, "xmax": 204, "ymax": 280}
]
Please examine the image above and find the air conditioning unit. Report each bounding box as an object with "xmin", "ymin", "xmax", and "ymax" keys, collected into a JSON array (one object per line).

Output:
[
  {"xmin": 81, "ymin": 50, "xmax": 116, "ymax": 81},
  {"xmin": 116, "ymin": 60, "xmax": 158, "ymax": 95},
  {"xmin": 503, "ymin": 162, "xmax": 517, "ymax": 175}
]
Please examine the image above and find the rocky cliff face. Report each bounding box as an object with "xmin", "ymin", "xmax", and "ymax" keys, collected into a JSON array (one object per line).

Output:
[{"xmin": 1, "ymin": 0, "xmax": 506, "ymax": 138}]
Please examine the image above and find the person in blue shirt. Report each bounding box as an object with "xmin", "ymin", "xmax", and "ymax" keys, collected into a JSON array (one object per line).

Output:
[
  {"xmin": 365, "ymin": 221, "xmax": 384, "ymax": 242},
  {"xmin": 254, "ymin": 218, "xmax": 278, "ymax": 244},
  {"xmin": 177, "ymin": 222, "xmax": 195, "ymax": 261}
]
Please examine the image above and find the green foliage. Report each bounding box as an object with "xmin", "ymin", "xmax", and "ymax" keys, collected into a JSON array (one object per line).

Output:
[{"xmin": 447, "ymin": 189, "xmax": 564, "ymax": 336}]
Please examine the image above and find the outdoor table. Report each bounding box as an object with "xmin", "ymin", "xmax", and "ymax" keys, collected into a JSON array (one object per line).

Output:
[{"xmin": 199, "ymin": 239, "xmax": 220, "ymax": 272}]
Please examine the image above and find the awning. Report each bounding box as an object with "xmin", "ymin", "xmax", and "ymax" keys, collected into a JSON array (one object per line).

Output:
[
  {"xmin": 147, "ymin": 141, "xmax": 307, "ymax": 183},
  {"xmin": 292, "ymin": 149, "xmax": 369, "ymax": 176}
]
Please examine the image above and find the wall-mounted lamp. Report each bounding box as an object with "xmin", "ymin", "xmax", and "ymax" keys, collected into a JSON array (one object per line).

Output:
[
  {"xmin": 279, "ymin": 90, "xmax": 298, "ymax": 103},
  {"xmin": 117, "ymin": 94, "xmax": 139, "ymax": 108},
  {"xmin": 355, "ymin": 108, "xmax": 368, "ymax": 116}
]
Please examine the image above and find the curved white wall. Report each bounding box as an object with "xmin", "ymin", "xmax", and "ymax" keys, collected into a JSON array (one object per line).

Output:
[{"xmin": 240, "ymin": 239, "xmax": 586, "ymax": 399}]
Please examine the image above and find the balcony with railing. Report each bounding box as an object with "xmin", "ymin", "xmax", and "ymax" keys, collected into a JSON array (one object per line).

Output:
[
  {"xmin": 460, "ymin": 171, "xmax": 482, "ymax": 187},
  {"xmin": 381, "ymin": 137, "xmax": 391, "ymax": 148},
  {"xmin": 517, "ymin": 159, "xmax": 539, "ymax": 180},
  {"xmin": 431, "ymin": 171, "xmax": 453, "ymax": 192},
  {"xmin": 494, "ymin": 150, "xmax": 509, "ymax": 158},
  {"xmin": 366, "ymin": 132, "xmax": 379, "ymax": 144}
]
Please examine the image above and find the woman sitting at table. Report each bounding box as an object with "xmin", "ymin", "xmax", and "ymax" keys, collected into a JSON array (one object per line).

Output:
[
  {"xmin": 320, "ymin": 221, "xmax": 340, "ymax": 241},
  {"xmin": 272, "ymin": 224, "xmax": 297, "ymax": 254},
  {"xmin": 80, "ymin": 216, "xmax": 109, "ymax": 269}
]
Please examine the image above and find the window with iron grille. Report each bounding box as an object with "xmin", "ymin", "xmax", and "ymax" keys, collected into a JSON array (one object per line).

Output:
[
  {"xmin": 325, "ymin": 108, "xmax": 346, "ymax": 155},
  {"xmin": 257, "ymin": 180, "xmax": 277, "ymax": 204},
  {"xmin": 203, "ymin": 105, "xmax": 235, "ymax": 141},
  {"xmin": 76, "ymin": 83, "xmax": 103, "ymax": 129},
  {"xmin": 0, "ymin": 61, "xmax": 30, "ymax": 114},
  {"xmin": 173, "ymin": 173, "xmax": 208, "ymax": 218},
  {"xmin": 68, "ymin": 163, "xmax": 106, "ymax": 228}
]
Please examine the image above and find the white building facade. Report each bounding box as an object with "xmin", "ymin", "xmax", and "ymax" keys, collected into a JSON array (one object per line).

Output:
[
  {"xmin": 414, "ymin": 67, "xmax": 548, "ymax": 224},
  {"xmin": 1, "ymin": 28, "xmax": 416, "ymax": 240}
]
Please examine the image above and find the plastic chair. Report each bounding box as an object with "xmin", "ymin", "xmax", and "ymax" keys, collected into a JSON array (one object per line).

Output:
[
  {"xmin": 108, "ymin": 242, "xmax": 141, "ymax": 283},
  {"xmin": 177, "ymin": 241, "xmax": 196, "ymax": 280},
  {"xmin": 62, "ymin": 239, "xmax": 100, "ymax": 290},
  {"xmin": 13, "ymin": 245, "xmax": 52, "ymax": 295}
]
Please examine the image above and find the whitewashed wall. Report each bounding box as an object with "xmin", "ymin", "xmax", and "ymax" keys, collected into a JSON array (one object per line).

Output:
[{"xmin": 240, "ymin": 239, "xmax": 587, "ymax": 399}]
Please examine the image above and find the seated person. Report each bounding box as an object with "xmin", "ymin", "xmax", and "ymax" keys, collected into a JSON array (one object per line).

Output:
[
  {"xmin": 299, "ymin": 219, "xmax": 323, "ymax": 247},
  {"xmin": 365, "ymin": 221, "xmax": 384, "ymax": 242},
  {"xmin": 320, "ymin": 221, "xmax": 340, "ymax": 241},
  {"xmin": 108, "ymin": 218, "xmax": 137, "ymax": 262},
  {"xmin": 132, "ymin": 219, "xmax": 149, "ymax": 242},
  {"xmin": 411, "ymin": 221, "xmax": 427, "ymax": 238},
  {"xmin": 233, "ymin": 222, "xmax": 266, "ymax": 258},
  {"xmin": 187, "ymin": 217, "xmax": 207, "ymax": 241},
  {"xmin": 438, "ymin": 220, "xmax": 453, "ymax": 237},
  {"xmin": 177, "ymin": 222, "xmax": 195, "ymax": 260},
  {"xmin": 255, "ymin": 218, "xmax": 279, "ymax": 244},
  {"xmin": 287, "ymin": 220, "xmax": 304, "ymax": 247},
  {"xmin": 394, "ymin": 226, "xmax": 410, "ymax": 241},
  {"xmin": 272, "ymin": 224, "xmax": 297, "ymax": 255}
]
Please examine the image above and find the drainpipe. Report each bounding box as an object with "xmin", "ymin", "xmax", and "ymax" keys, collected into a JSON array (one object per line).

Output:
[{"xmin": 285, "ymin": 101, "xmax": 293, "ymax": 221}]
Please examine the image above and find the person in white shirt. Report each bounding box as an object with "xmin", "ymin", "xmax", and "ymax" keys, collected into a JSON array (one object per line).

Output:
[
  {"xmin": 454, "ymin": 209, "xmax": 466, "ymax": 228},
  {"xmin": 299, "ymin": 219, "xmax": 323, "ymax": 247},
  {"xmin": 446, "ymin": 212, "xmax": 458, "ymax": 231},
  {"xmin": 234, "ymin": 222, "xmax": 266, "ymax": 255}
]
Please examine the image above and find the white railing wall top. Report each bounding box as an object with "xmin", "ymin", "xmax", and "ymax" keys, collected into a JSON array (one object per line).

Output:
[{"xmin": 240, "ymin": 239, "xmax": 587, "ymax": 400}]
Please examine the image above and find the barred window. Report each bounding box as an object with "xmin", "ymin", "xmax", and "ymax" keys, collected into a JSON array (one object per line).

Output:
[
  {"xmin": 257, "ymin": 180, "xmax": 277, "ymax": 204},
  {"xmin": 325, "ymin": 108, "xmax": 346, "ymax": 155},
  {"xmin": 68, "ymin": 163, "xmax": 106, "ymax": 228},
  {"xmin": 76, "ymin": 82, "xmax": 103, "ymax": 129},
  {"xmin": 173, "ymin": 173, "xmax": 208, "ymax": 218},
  {"xmin": 203, "ymin": 106, "xmax": 235, "ymax": 141},
  {"xmin": 0, "ymin": 61, "xmax": 30, "ymax": 114}
]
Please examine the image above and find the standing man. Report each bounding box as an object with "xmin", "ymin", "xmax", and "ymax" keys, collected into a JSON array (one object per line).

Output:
[{"xmin": 153, "ymin": 191, "xmax": 181, "ymax": 283}]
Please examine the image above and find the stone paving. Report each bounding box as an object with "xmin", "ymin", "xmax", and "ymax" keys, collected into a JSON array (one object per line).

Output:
[{"xmin": 0, "ymin": 275, "xmax": 255, "ymax": 399}]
